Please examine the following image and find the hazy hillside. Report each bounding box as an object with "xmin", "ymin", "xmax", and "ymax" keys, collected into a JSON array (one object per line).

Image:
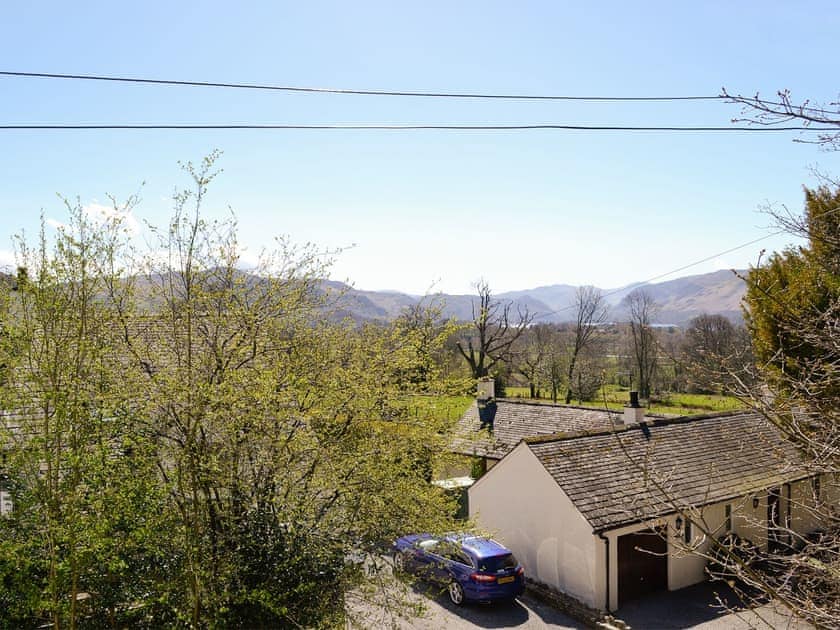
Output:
[
  {"xmin": 607, "ymin": 270, "xmax": 746, "ymax": 325},
  {"xmin": 498, "ymin": 284, "xmax": 579, "ymax": 312},
  {"xmin": 330, "ymin": 269, "xmax": 747, "ymax": 326},
  {"xmin": 53, "ymin": 269, "xmax": 746, "ymax": 327}
]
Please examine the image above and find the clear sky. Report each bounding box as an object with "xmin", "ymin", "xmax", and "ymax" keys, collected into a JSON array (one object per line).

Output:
[{"xmin": 1, "ymin": 1, "xmax": 839, "ymax": 294}]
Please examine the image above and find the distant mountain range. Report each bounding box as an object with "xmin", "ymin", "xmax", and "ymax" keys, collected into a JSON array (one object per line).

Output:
[
  {"xmin": 1, "ymin": 268, "xmax": 747, "ymax": 328},
  {"xmin": 322, "ymin": 269, "xmax": 748, "ymax": 327}
]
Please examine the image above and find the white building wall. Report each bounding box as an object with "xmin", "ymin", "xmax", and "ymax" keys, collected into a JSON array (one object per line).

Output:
[
  {"xmin": 790, "ymin": 478, "xmax": 820, "ymax": 535},
  {"xmin": 600, "ymin": 480, "xmax": 834, "ymax": 610},
  {"xmin": 667, "ymin": 504, "xmax": 727, "ymax": 592},
  {"xmin": 472, "ymin": 454, "xmax": 837, "ymax": 613},
  {"xmin": 601, "ymin": 518, "xmax": 666, "ymax": 611},
  {"xmin": 667, "ymin": 480, "xmax": 833, "ymax": 594},
  {"xmin": 789, "ymin": 474, "xmax": 839, "ymax": 536},
  {"xmin": 469, "ymin": 442, "xmax": 604, "ymax": 609}
]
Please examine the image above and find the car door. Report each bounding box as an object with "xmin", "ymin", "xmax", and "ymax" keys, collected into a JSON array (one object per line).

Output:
[
  {"xmin": 412, "ymin": 538, "xmax": 442, "ymax": 581},
  {"xmin": 433, "ymin": 542, "xmax": 469, "ymax": 584},
  {"xmin": 446, "ymin": 548, "xmax": 475, "ymax": 584}
]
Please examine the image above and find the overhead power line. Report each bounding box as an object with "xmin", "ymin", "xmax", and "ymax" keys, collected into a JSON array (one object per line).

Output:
[
  {"xmin": 537, "ymin": 204, "xmax": 840, "ymax": 320},
  {"xmin": 0, "ymin": 70, "xmax": 723, "ymax": 101},
  {"xmin": 624, "ymin": 203, "xmax": 840, "ymax": 295},
  {"xmin": 532, "ymin": 229, "xmax": 788, "ymax": 321},
  {"xmin": 0, "ymin": 123, "xmax": 833, "ymax": 132},
  {"xmin": 4, "ymin": 71, "xmax": 833, "ymax": 119}
]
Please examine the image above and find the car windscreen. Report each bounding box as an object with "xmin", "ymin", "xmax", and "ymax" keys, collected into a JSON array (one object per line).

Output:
[{"xmin": 476, "ymin": 553, "xmax": 517, "ymax": 573}]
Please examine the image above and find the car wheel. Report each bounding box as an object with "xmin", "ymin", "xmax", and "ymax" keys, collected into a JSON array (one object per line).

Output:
[
  {"xmin": 393, "ymin": 551, "xmax": 407, "ymax": 574},
  {"xmin": 448, "ymin": 580, "xmax": 465, "ymax": 606}
]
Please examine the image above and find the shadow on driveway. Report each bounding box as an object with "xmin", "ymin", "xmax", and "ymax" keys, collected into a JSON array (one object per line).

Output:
[
  {"xmin": 409, "ymin": 580, "xmax": 532, "ymax": 628},
  {"xmin": 616, "ymin": 580, "xmax": 806, "ymax": 629}
]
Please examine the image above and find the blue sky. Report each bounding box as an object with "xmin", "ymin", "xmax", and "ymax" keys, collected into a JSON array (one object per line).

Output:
[{"xmin": 1, "ymin": 1, "xmax": 839, "ymax": 294}]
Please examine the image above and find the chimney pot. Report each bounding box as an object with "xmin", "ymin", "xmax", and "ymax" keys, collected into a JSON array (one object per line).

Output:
[{"xmin": 477, "ymin": 377, "xmax": 495, "ymax": 401}]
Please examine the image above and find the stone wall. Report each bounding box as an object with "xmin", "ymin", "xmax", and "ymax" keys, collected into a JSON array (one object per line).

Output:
[{"xmin": 526, "ymin": 579, "xmax": 630, "ymax": 630}]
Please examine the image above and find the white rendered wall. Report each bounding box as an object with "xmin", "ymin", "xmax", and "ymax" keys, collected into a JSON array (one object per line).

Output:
[
  {"xmin": 789, "ymin": 474, "xmax": 839, "ymax": 536},
  {"xmin": 471, "ymin": 456, "xmax": 837, "ymax": 613},
  {"xmin": 469, "ymin": 442, "xmax": 605, "ymax": 609},
  {"xmin": 667, "ymin": 480, "xmax": 834, "ymax": 594}
]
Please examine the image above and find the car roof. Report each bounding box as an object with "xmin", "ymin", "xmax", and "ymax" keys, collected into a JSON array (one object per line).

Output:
[{"xmin": 447, "ymin": 534, "xmax": 510, "ymax": 559}]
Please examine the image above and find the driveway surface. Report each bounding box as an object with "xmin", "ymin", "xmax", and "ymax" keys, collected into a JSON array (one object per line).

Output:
[
  {"xmin": 349, "ymin": 569, "xmax": 811, "ymax": 629},
  {"xmin": 617, "ymin": 581, "xmax": 812, "ymax": 629},
  {"xmin": 348, "ymin": 578, "xmax": 583, "ymax": 629}
]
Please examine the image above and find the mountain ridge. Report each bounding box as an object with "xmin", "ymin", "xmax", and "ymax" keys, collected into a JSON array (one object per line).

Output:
[{"xmin": 328, "ymin": 268, "xmax": 747, "ymax": 326}]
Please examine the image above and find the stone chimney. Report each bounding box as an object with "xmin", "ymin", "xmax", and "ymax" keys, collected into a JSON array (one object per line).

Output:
[
  {"xmin": 477, "ymin": 377, "xmax": 495, "ymax": 401},
  {"xmin": 623, "ymin": 390, "xmax": 644, "ymax": 426},
  {"xmin": 476, "ymin": 377, "xmax": 497, "ymax": 430}
]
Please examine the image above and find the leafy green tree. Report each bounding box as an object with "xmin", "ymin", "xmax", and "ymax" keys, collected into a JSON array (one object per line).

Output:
[
  {"xmin": 0, "ymin": 203, "xmax": 171, "ymax": 629},
  {"xmin": 745, "ymin": 185, "xmax": 840, "ymax": 398},
  {"xmin": 677, "ymin": 183, "xmax": 840, "ymax": 628},
  {"xmin": 115, "ymin": 155, "xmax": 459, "ymax": 626},
  {"xmin": 391, "ymin": 298, "xmax": 465, "ymax": 393},
  {"xmin": 0, "ymin": 155, "xmax": 461, "ymax": 627}
]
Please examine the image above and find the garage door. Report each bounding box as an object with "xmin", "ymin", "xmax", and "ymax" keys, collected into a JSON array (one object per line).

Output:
[{"xmin": 617, "ymin": 528, "xmax": 667, "ymax": 606}]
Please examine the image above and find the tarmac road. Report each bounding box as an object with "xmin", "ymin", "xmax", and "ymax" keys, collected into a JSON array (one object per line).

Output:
[{"xmin": 347, "ymin": 577, "xmax": 583, "ymax": 629}]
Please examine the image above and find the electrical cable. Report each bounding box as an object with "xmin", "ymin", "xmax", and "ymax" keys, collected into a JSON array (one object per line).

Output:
[
  {"xmin": 0, "ymin": 123, "xmax": 833, "ymax": 132},
  {"xmin": 3, "ymin": 71, "xmax": 834, "ymax": 117},
  {"xmin": 533, "ymin": 203, "xmax": 840, "ymax": 320},
  {"xmin": 0, "ymin": 70, "xmax": 723, "ymax": 101},
  {"xmin": 531, "ymin": 230, "xmax": 787, "ymax": 321}
]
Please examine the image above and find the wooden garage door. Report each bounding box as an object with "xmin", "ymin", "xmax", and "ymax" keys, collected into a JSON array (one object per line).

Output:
[{"xmin": 618, "ymin": 528, "xmax": 667, "ymax": 606}]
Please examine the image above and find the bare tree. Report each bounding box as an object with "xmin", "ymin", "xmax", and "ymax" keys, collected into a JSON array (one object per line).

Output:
[
  {"xmin": 625, "ymin": 288, "xmax": 659, "ymax": 400},
  {"xmin": 565, "ymin": 286, "xmax": 608, "ymax": 403},
  {"xmin": 512, "ymin": 323, "xmax": 552, "ymax": 398},
  {"xmin": 722, "ymin": 87, "xmax": 840, "ymax": 149},
  {"xmin": 539, "ymin": 329, "xmax": 567, "ymax": 404},
  {"xmin": 679, "ymin": 313, "xmax": 753, "ymax": 394},
  {"xmin": 455, "ymin": 280, "xmax": 533, "ymax": 379}
]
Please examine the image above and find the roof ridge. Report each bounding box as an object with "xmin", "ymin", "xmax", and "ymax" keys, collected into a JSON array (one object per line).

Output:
[
  {"xmin": 496, "ymin": 398, "xmax": 614, "ymax": 413},
  {"xmin": 524, "ymin": 409, "xmax": 757, "ymax": 445},
  {"xmin": 494, "ymin": 397, "xmax": 673, "ymax": 419}
]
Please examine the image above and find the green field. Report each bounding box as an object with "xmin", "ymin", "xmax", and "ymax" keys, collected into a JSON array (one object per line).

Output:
[
  {"xmin": 503, "ymin": 384, "xmax": 743, "ymax": 416},
  {"xmin": 405, "ymin": 395, "xmax": 473, "ymax": 423}
]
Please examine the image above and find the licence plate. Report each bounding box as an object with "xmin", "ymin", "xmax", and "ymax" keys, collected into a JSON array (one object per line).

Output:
[{"xmin": 498, "ymin": 575, "xmax": 515, "ymax": 584}]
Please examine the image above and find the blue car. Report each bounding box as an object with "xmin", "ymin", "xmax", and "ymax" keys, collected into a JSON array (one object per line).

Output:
[{"xmin": 392, "ymin": 533, "xmax": 525, "ymax": 605}]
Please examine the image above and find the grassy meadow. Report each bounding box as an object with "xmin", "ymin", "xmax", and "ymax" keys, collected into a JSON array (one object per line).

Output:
[{"xmin": 503, "ymin": 384, "xmax": 744, "ymax": 416}]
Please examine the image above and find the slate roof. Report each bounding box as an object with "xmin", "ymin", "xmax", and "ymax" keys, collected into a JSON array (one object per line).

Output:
[
  {"xmin": 451, "ymin": 399, "xmax": 631, "ymax": 460},
  {"xmin": 525, "ymin": 411, "xmax": 807, "ymax": 532}
]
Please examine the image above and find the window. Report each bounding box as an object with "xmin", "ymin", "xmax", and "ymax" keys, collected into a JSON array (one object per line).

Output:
[
  {"xmin": 684, "ymin": 519, "xmax": 692, "ymax": 544},
  {"xmin": 725, "ymin": 504, "xmax": 732, "ymax": 532},
  {"xmin": 448, "ymin": 550, "xmax": 473, "ymax": 567},
  {"xmin": 477, "ymin": 553, "xmax": 517, "ymax": 573}
]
